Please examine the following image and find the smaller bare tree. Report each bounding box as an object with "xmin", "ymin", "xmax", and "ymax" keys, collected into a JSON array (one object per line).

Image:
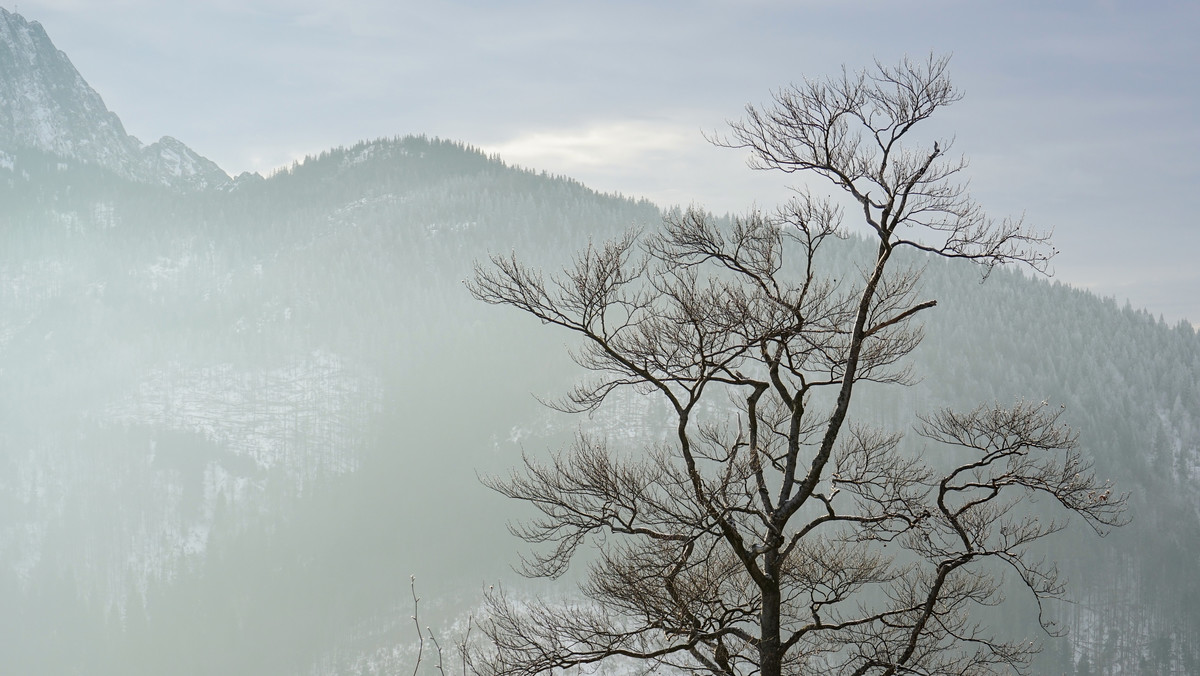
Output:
[{"xmin": 468, "ymin": 55, "xmax": 1127, "ymax": 676}]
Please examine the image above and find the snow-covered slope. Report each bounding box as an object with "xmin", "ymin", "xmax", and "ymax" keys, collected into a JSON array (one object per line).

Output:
[{"xmin": 0, "ymin": 7, "xmax": 228, "ymax": 190}]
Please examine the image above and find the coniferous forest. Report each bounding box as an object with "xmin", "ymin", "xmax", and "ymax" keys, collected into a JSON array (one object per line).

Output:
[
  {"xmin": 2, "ymin": 135, "xmax": 1199, "ymax": 675},
  {"xmin": 1, "ymin": 10, "xmax": 1199, "ymax": 672}
]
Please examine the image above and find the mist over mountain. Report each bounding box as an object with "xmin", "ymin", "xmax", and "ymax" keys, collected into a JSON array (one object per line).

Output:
[{"xmin": 1, "ymin": 9, "xmax": 1198, "ymax": 676}]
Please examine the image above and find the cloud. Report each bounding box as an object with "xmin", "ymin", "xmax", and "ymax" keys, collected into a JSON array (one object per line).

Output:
[
  {"xmin": 484, "ymin": 121, "xmax": 691, "ymax": 171},
  {"xmin": 480, "ymin": 119, "xmax": 796, "ymax": 215}
]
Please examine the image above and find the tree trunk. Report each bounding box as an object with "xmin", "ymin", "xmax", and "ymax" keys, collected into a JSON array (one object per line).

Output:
[{"xmin": 760, "ymin": 567, "xmax": 783, "ymax": 676}]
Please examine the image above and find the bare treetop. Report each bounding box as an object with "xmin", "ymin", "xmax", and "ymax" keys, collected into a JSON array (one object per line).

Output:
[
  {"xmin": 467, "ymin": 55, "xmax": 1126, "ymax": 676},
  {"xmin": 720, "ymin": 54, "xmax": 1055, "ymax": 274}
]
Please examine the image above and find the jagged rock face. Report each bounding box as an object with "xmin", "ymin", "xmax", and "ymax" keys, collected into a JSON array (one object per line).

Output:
[
  {"xmin": 0, "ymin": 7, "xmax": 229, "ymax": 190},
  {"xmin": 0, "ymin": 8, "xmax": 139, "ymax": 167},
  {"xmin": 139, "ymin": 134, "xmax": 230, "ymax": 190}
]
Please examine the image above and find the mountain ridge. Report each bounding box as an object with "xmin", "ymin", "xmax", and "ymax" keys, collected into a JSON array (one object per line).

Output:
[
  {"xmin": 0, "ymin": 6, "xmax": 230, "ymax": 190},
  {"xmin": 0, "ymin": 7, "xmax": 1198, "ymax": 676}
]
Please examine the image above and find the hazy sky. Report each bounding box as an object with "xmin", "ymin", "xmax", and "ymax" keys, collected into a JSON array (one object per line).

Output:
[{"xmin": 13, "ymin": 0, "xmax": 1200, "ymax": 324}]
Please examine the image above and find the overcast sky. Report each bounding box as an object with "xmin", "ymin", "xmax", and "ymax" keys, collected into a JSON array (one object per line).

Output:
[{"xmin": 13, "ymin": 0, "xmax": 1200, "ymax": 325}]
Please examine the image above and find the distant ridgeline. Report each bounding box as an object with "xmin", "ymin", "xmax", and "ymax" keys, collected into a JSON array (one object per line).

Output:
[{"xmin": 1, "ymin": 7, "xmax": 1199, "ymax": 676}]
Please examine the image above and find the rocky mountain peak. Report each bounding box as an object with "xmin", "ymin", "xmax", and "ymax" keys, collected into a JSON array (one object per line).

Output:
[
  {"xmin": 141, "ymin": 135, "xmax": 230, "ymax": 190},
  {"xmin": 0, "ymin": 7, "xmax": 229, "ymax": 190}
]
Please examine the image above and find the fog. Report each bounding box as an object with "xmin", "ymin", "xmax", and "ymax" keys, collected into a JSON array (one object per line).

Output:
[
  {"xmin": 3, "ymin": 137, "xmax": 1199, "ymax": 674},
  {"xmin": 3, "ymin": 5, "xmax": 1200, "ymax": 674}
]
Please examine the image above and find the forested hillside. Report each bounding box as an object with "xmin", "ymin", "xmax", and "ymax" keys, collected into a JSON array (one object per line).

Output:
[
  {"xmin": 1, "ymin": 135, "xmax": 1198, "ymax": 675},
  {"xmin": 0, "ymin": 136, "xmax": 658, "ymax": 674}
]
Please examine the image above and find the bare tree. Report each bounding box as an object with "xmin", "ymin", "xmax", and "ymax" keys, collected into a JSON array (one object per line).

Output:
[{"xmin": 467, "ymin": 55, "xmax": 1127, "ymax": 676}]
